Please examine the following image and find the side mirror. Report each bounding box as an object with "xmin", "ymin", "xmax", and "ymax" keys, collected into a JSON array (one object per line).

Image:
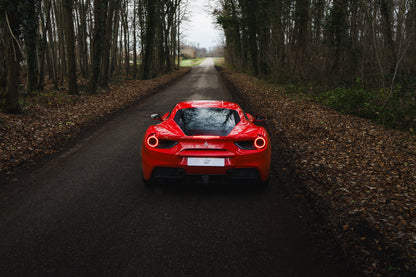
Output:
[
  {"xmin": 150, "ymin": 113, "xmax": 163, "ymax": 121},
  {"xmin": 255, "ymin": 115, "xmax": 266, "ymax": 122}
]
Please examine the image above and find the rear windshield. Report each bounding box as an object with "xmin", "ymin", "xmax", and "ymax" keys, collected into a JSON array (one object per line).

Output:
[{"xmin": 174, "ymin": 108, "xmax": 240, "ymax": 136}]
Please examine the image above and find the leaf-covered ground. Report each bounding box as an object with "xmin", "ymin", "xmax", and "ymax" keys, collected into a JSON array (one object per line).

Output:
[
  {"xmin": 0, "ymin": 69, "xmax": 190, "ymax": 178},
  {"xmin": 218, "ymin": 66, "xmax": 416, "ymax": 276}
]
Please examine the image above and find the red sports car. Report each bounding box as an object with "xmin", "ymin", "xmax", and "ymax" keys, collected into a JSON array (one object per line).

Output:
[{"xmin": 141, "ymin": 100, "xmax": 271, "ymax": 185}]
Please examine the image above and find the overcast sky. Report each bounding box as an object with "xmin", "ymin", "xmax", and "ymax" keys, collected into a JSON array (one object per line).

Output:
[{"xmin": 182, "ymin": 0, "xmax": 223, "ymax": 50}]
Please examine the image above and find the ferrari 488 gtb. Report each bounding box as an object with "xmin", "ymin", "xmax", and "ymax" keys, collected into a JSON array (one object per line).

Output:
[{"xmin": 141, "ymin": 100, "xmax": 271, "ymax": 185}]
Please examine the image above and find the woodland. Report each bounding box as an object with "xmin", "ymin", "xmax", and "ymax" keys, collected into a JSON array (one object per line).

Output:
[
  {"xmin": 0, "ymin": 0, "xmax": 185, "ymax": 113},
  {"xmin": 214, "ymin": 0, "xmax": 416, "ymax": 131}
]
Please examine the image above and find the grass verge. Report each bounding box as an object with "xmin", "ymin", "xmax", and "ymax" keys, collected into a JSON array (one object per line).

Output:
[{"xmin": 180, "ymin": 58, "xmax": 206, "ymax": 67}]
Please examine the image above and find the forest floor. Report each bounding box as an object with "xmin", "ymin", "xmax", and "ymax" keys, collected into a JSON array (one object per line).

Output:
[
  {"xmin": 217, "ymin": 66, "xmax": 416, "ymax": 276},
  {"xmin": 0, "ymin": 68, "xmax": 190, "ymax": 179}
]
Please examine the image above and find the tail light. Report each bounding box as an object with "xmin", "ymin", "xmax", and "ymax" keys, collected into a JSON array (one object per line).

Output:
[
  {"xmin": 157, "ymin": 139, "xmax": 178, "ymax": 149},
  {"xmin": 254, "ymin": 136, "xmax": 266, "ymax": 149},
  {"xmin": 146, "ymin": 134, "xmax": 178, "ymax": 149},
  {"xmin": 235, "ymin": 136, "xmax": 267, "ymax": 150},
  {"xmin": 235, "ymin": 141, "xmax": 256, "ymax": 150},
  {"xmin": 146, "ymin": 134, "xmax": 159, "ymax": 148}
]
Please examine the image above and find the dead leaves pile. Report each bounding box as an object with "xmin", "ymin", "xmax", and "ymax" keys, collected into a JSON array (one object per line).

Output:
[
  {"xmin": 220, "ymin": 68, "xmax": 416, "ymax": 276},
  {"xmin": 0, "ymin": 69, "xmax": 190, "ymax": 177}
]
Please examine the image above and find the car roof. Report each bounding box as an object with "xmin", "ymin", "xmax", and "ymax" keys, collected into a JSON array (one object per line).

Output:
[{"xmin": 173, "ymin": 100, "xmax": 242, "ymax": 110}]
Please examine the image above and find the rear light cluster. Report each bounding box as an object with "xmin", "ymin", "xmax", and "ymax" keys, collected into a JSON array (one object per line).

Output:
[
  {"xmin": 146, "ymin": 134, "xmax": 159, "ymax": 148},
  {"xmin": 234, "ymin": 136, "xmax": 267, "ymax": 150},
  {"xmin": 254, "ymin": 136, "xmax": 266, "ymax": 149},
  {"xmin": 146, "ymin": 134, "xmax": 178, "ymax": 149},
  {"xmin": 234, "ymin": 141, "xmax": 256, "ymax": 150}
]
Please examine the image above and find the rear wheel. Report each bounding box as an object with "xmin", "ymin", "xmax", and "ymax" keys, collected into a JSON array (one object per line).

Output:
[
  {"xmin": 262, "ymin": 177, "xmax": 270, "ymax": 186},
  {"xmin": 141, "ymin": 171, "xmax": 154, "ymax": 186},
  {"xmin": 257, "ymin": 175, "xmax": 270, "ymax": 190}
]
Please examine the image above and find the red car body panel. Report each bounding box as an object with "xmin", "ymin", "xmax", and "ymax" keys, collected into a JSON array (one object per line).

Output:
[{"xmin": 141, "ymin": 101, "xmax": 271, "ymax": 183}]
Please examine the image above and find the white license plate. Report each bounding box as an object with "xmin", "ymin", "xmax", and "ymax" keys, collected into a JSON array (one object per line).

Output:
[{"xmin": 187, "ymin": 157, "xmax": 225, "ymax": 167}]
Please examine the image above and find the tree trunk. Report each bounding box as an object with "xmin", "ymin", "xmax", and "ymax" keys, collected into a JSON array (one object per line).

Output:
[
  {"xmin": 88, "ymin": 0, "xmax": 108, "ymax": 94},
  {"xmin": 142, "ymin": 0, "xmax": 156, "ymax": 79},
  {"xmin": 380, "ymin": 0, "xmax": 396, "ymax": 73},
  {"xmin": 1, "ymin": 4, "xmax": 21, "ymax": 113},
  {"xmin": 54, "ymin": 0, "xmax": 66, "ymax": 84},
  {"xmin": 45, "ymin": 0, "xmax": 58, "ymax": 87},
  {"xmin": 294, "ymin": 0, "xmax": 309, "ymax": 79},
  {"xmin": 312, "ymin": 0, "xmax": 324, "ymax": 44},
  {"xmin": 257, "ymin": 0, "xmax": 271, "ymax": 76},
  {"xmin": 241, "ymin": 0, "xmax": 259, "ymax": 75},
  {"xmin": 38, "ymin": 0, "xmax": 52, "ymax": 91},
  {"xmin": 329, "ymin": 0, "xmax": 349, "ymax": 80},
  {"xmin": 176, "ymin": 1, "xmax": 180, "ymax": 70},
  {"xmin": 100, "ymin": 0, "xmax": 118, "ymax": 87},
  {"xmin": 405, "ymin": 1, "xmax": 416, "ymax": 74},
  {"xmin": 138, "ymin": 0, "xmax": 145, "ymax": 76},
  {"xmin": 77, "ymin": 0, "xmax": 90, "ymax": 78},
  {"xmin": 271, "ymin": 0, "xmax": 284, "ymax": 74},
  {"xmin": 110, "ymin": 8, "xmax": 120, "ymax": 78},
  {"xmin": 122, "ymin": 4, "xmax": 129, "ymax": 77},
  {"xmin": 64, "ymin": 0, "xmax": 78, "ymax": 94},
  {"xmin": 22, "ymin": 0, "xmax": 39, "ymax": 93},
  {"xmin": 132, "ymin": 0, "xmax": 137, "ymax": 79}
]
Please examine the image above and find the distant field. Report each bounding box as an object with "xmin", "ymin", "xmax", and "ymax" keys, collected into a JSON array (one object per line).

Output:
[{"xmin": 180, "ymin": 58, "xmax": 206, "ymax": 67}]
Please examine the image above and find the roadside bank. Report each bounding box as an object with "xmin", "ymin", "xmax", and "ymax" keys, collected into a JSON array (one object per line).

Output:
[{"xmin": 217, "ymin": 65, "xmax": 416, "ymax": 276}]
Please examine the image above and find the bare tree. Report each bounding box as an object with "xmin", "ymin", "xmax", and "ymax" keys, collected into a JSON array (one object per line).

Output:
[
  {"xmin": 88, "ymin": 0, "xmax": 108, "ymax": 94},
  {"xmin": 0, "ymin": 0, "xmax": 189, "ymax": 113},
  {"xmin": 0, "ymin": 1, "xmax": 21, "ymax": 113},
  {"xmin": 22, "ymin": 0, "xmax": 39, "ymax": 93},
  {"xmin": 100, "ymin": 0, "xmax": 119, "ymax": 87},
  {"xmin": 64, "ymin": 0, "xmax": 78, "ymax": 94}
]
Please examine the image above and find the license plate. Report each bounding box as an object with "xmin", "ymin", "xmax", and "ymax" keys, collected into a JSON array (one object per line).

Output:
[{"xmin": 187, "ymin": 157, "xmax": 225, "ymax": 167}]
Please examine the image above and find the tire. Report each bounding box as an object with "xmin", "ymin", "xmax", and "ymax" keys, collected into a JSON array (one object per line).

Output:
[
  {"xmin": 256, "ymin": 176, "xmax": 269, "ymax": 191},
  {"xmin": 141, "ymin": 171, "xmax": 154, "ymax": 187},
  {"xmin": 262, "ymin": 178, "xmax": 270, "ymax": 187}
]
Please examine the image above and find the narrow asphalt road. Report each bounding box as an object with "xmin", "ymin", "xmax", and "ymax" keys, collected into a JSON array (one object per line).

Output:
[{"xmin": 0, "ymin": 59, "xmax": 348, "ymax": 276}]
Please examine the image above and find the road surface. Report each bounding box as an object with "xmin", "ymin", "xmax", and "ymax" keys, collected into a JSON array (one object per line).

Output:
[{"xmin": 0, "ymin": 59, "xmax": 348, "ymax": 276}]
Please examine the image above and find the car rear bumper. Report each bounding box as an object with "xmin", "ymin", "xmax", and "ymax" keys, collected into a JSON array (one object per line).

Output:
[
  {"xmin": 150, "ymin": 167, "xmax": 262, "ymax": 183},
  {"xmin": 141, "ymin": 146, "xmax": 271, "ymax": 183}
]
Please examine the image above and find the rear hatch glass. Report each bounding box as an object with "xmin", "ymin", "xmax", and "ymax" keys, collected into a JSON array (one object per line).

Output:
[{"xmin": 174, "ymin": 108, "xmax": 240, "ymax": 136}]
